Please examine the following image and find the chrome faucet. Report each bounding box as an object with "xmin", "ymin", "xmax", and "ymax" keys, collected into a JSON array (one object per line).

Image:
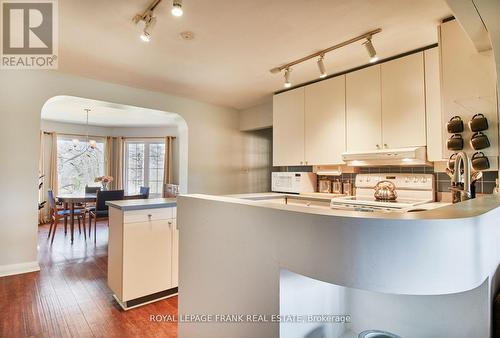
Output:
[{"xmin": 450, "ymin": 151, "xmax": 472, "ymax": 203}]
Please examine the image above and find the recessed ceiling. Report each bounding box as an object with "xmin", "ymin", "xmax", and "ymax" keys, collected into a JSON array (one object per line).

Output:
[
  {"xmin": 41, "ymin": 96, "xmax": 179, "ymax": 127},
  {"xmin": 58, "ymin": 0, "xmax": 452, "ymax": 110}
]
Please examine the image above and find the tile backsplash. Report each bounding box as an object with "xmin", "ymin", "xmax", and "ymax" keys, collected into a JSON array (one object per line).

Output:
[{"xmin": 275, "ymin": 165, "xmax": 498, "ymax": 194}]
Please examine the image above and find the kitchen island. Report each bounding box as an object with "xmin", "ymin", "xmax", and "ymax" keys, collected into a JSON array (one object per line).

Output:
[
  {"xmin": 177, "ymin": 193, "xmax": 500, "ymax": 338},
  {"xmin": 106, "ymin": 198, "xmax": 178, "ymax": 310}
]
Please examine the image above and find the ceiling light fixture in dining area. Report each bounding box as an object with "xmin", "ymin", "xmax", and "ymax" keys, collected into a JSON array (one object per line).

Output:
[{"xmin": 270, "ymin": 28, "xmax": 382, "ymax": 88}]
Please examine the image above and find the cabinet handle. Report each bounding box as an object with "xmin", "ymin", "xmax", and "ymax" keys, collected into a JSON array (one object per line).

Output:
[
  {"xmin": 168, "ymin": 221, "xmax": 172, "ymax": 228},
  {"xmin": 376, "ymin": 144, "xmax": 380, "ymax": 149},
  {"xmin": 300, "ymin": 161, "xmax": 303, "ymax": 165},
  {"xmin": 383, "ymin": 144, "xmax": 388, "ymax": 149},
  {"xmin": 147, "ymin": 214, "xmax": 152, "ymax": 219}
]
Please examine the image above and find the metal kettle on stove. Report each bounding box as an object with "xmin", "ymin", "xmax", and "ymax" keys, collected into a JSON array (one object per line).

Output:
[{"xmin": 374, "ymin": 180, "xmax": 398, "ymax": 201}]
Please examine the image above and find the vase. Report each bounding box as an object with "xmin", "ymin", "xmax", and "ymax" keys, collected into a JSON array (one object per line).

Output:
[{"xmin": 102, "ymin": 183, "xmax": 108, "ymax": 191}]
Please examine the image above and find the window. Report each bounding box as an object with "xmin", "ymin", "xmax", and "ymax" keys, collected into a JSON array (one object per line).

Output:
[
  {"xmin": 57, "ymin": 135, "xmax": 105, "ymax": 194},
  {"xmin": 124, "ymin": 140, "xmax": 165, "ymax": 197}
]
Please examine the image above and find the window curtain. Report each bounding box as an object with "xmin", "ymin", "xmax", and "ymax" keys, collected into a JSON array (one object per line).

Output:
[
  {"xmin": 49, "ymin": 132, "xmax": 58, "ymax": 196},
  {"xmin": 162, "ymin": 136, "xmax": 173, "ymax": 197},
  {"xmin": 106, "ymin": 136, "xmax": 124, "ymax": 190},
  {"xmin": 38, "ymin": 131, "xmax": 47, "ymax": 224},
  {"xmin": 105, "ymin": 136, "xmax": 113, "ymax": 181},
  {"xmin": 38, "ymin": 131, "xmax": 57, "ymax": 224}
]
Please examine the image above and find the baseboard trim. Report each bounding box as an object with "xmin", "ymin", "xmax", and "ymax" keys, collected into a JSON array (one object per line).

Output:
[{"xmin": 0, "ymin": 261, "xmax": 40, "ymax": 277}]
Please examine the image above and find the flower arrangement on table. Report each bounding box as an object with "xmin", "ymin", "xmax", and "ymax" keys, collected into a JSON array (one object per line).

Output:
[{"xmin": 94, "ymin": 176, "xmax": 114, "ymax": 190}]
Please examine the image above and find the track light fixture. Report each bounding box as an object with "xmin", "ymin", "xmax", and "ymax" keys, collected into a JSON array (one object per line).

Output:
[
  {"xmin": 133, "ymin": 0, "xmax": 185, "ymax": 42},
  {"xmin": 171, "ymin": 0, "xmax": 183, "ymax": 17},
  {"xmin": 317, "ymin": 55, "xmax": 327, "ymax": 78},
  {"xmin": 284, "ymin": 68, "xmax": 292, "ymax": 88},
  {"xmin": 363, "ymin": 36, "xmax": 379, "ymax": 63},
  {"xmin": 270, "ymin": 28, "xmax": 382, "ymax": 88},
  {"xmin": 139, "ymin": 11, "xmax": 156, "ymax": 42}
]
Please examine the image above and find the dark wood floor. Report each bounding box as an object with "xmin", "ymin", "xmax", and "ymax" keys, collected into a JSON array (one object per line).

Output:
[{"xmin": 0, "ymin": 221, "xmax": 178, "ymax": 338}]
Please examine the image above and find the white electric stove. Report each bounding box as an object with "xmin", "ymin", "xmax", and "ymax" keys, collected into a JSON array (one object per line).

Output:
[{"xmin": 330, "ymin": 173, "xmax": 435, "ymax": 212}]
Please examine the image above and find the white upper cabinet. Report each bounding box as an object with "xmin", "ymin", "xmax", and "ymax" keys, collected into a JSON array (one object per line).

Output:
[
  {"xmin": 346, "ymin": 65, "xmax": 382, "ymax": 152},
  {"xmin": 304, "ymin": 76, "xmax": 346, "ymax": 165},
  {"xmin": 273, "ymin": 87, "xmax": 305, "ymax": 166},
  {"xmin": 381, "ymin": 52, "xmax": 426, "ymax": 148},
  {"xmin": 440, "ymin": 19, "xmax": 498, "ymax": 166},
  {"xmin": 424, "ymin": 47, "xmax": 444, "ymax": 161}
]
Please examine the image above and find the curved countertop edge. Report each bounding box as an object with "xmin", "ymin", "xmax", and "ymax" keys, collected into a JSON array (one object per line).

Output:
[
  {"xmin": 106, "ymin": 198, "xmax": 177, "ymax": 211},
  {"xmin": 177, "ymin": 194, "xmax": 500, "ymax": 296},
  {"xmin": 183, "ymin": 193, "xmax": 500, "ymax": 220}
]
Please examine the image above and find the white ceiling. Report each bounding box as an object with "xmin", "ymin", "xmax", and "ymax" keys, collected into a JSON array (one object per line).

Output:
[
  {"xmin": 58, "ymin": 0, "xmax": 452, "ymax": 110},
  {"xmin": 41, "ymin": 96, "xmax": 179, "ymax": 127}
]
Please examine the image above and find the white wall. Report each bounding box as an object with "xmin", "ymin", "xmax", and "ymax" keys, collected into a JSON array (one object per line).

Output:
[
  {"xmin": 239, "ymin": 101, "xmax": 273, "ymax": 131},
  {"xmin": 239, "ymin": 128, "xmax": 273, "ymax": 193},
  {"xmin": 0, "ymin": 70, "xmax": 253, "ymax": 273}
]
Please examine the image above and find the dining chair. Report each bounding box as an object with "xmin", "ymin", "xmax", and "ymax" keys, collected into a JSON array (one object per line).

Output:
[
  {"xmin": 139, "ymin": 186, "xmax": 150, "ymax": 199},
  {"xmin": 85, "ymin": 186, "xmax": 101, "ymax": 194},
  {"xmin": 83, "ymin": 185, "xmax": 100, "ymax": 224},
  {"xmin": 47, "ymin": 190, "xmax": 85, "ymax": 244},
  {"xmin": 89, "ymin": 190, "xmax": 124, "ymax": 243}
]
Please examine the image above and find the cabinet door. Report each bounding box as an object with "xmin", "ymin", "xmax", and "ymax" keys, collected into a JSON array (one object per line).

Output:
[
  {"xmin": 424, "ymin": 48, "xmax": 444, "ymax": 161},
  {"xmin": 346, "ymin": 66, "xmax": 382, "ymax": 152},
  {"xmin": 273, "ymin": 88, "xmax": 305, "ymax": 166},
  {"xmin": 381, "ymin": 52, "xmax": 426, "ymax": 148},
  {"xmin": 122, "ymin": 219, "xmax": 172, "ymax": 301},
  {"xmin": 171, "ymin": 219, "xmax": 179, "ymax": 288},
  {"xmin": 304, "ymin": 76, "xmax": 346, "ymax": 165}
]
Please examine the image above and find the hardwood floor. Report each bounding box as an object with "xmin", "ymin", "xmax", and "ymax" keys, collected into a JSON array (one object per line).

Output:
[{"xmin": 0, "ymin": 221, "xmax": 178, "ymax": 338}]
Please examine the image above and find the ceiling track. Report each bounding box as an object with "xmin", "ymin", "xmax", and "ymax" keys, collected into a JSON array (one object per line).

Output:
[
  {"xmin": 139, "ymin": 0, "xmax": 163, "ymax": 18},
  {"xmin": 270, "ymin": 28, "xmax": 382, "ymax": 74}
]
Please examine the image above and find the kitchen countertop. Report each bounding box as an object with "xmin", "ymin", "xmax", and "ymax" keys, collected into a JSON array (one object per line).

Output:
[
  {"xmin": 106, "ymin": 198, "xmax": 176, "ymax": 211},
  {"xmin": 226, "ymin": 192, "xmax": 341, "ymax": 203},
  {"xmin": 223, "ymin": 192, "xmax": 499, "ymax": 219}
]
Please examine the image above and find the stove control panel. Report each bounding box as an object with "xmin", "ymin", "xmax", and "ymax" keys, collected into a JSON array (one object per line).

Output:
[{"xmin": 355, "ymin": 173, "xmax": 434, "ymax": 190}]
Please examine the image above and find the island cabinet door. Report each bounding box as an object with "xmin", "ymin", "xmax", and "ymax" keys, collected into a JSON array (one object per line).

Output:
[
  {"xmin": 171, "ymin": 219, "xmax": 179, "ymax": 288},
  {"xmin": 122, "ymin": 219, "xmax": 173, "ymax": 301}
]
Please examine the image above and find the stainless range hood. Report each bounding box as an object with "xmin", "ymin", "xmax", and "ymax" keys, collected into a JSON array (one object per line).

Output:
[{"xmin": 342, "ymin": 147, "xmax": 430, "ymax": 166}]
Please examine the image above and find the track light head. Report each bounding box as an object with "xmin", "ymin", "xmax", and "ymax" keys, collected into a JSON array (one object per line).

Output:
[
  {"xmin": 317, "ymin": 55, "xmax": 327, "ymax": 78},
  {"xmin": 363, "ymin": 37, "xmax": 378, "ymax": 63},
  {"xmin": 140, "ymin": 32, "xmax": 151, "ymax": 42},
  {"xmin": 139, "ymin": 12, "xmax": 156, "ymax": 42},
  {"xmin": 172, "ymin": 0, "xmax": 183, "ymax": 17},
  {"xmin": 284, "ymin": 68, "xmax": 292, "ymax": 88}
]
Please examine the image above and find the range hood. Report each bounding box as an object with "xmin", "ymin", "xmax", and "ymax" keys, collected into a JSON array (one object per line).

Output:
[{"xmin": 342, "ymin": 147, "xmax": 430, "ymax": 166}]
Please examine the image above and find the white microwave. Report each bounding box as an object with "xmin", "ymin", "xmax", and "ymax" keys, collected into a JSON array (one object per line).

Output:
[{"xmin": 271, "ymin": 172, "xmax": 317, "ymax": 194}]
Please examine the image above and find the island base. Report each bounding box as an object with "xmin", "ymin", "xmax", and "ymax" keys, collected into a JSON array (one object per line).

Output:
[{"xmin": 113, "ymin": 287, "xmax": 178, "ymax": 311}]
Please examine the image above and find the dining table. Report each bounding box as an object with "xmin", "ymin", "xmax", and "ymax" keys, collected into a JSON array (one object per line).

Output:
[
  {"xmin": 56, "ymin": 193, "xmax": 97, "ymax": 243},
  {"xmin": 56, "ymin": 192, "xmax": 146, "ymax": 244}
]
